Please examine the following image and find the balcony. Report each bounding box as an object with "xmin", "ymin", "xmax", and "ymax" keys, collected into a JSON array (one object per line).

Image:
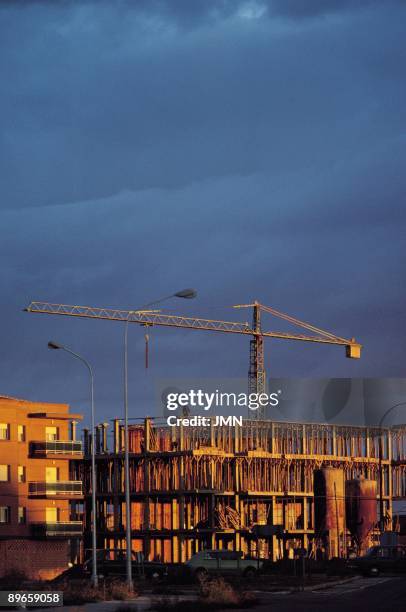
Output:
[
  {"xmin": 31, "ymin": 521, "xmax": 83, "ymax": 538},
  {"xmin": 28, "ymin": 481, "xmax": 83, "ymax": 498},
  {"xmin": 30, "ymin": 440, "xmax": 83, "ymax": 457}
]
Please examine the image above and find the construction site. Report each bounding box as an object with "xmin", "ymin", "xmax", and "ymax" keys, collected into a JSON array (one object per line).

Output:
[
  {"xmin": 70, "ymin": 417, "xmax": 406, "ymax": 564},
  {"xmin": 25, "ymin": 299, "xmax": 406, "ymax": 565}
]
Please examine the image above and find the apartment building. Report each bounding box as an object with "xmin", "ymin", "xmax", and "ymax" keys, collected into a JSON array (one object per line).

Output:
[{"xmin": 0, "ymin": 395, "xmax": 83, "ymax": 579}]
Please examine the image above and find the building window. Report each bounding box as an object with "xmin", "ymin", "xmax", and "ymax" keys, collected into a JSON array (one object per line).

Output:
[
  {"xmin": 45, "ymin": 467, "xmax": 59, "ymax": 482},
  {"xmin": 0, "ymin": 424, "xmax": 10, "ymax": 441},
  {"xmin": 17, "ymin": 425, "xmax": 26, "ymax": 442},
  {"xmin": 45, "ymin": 426, "xmax": 58, "ymax": 441},
  {"xmin": 0, "ymin": 507, "xmax": 10, "ymax": 523},
  {"xmin": 45, "ymin": 507, "xmax": 58, "ymax": 523},
  {"xmin": 18, "ymin": 507, "xmax": 26, "ymax": 525},
  {"xmin": 18, "ymin": 466, "xmax": 26, "ymax": 483},
  {"xmin": 0, "ymin": 465, "xmax": 10, "ymax": 482}
]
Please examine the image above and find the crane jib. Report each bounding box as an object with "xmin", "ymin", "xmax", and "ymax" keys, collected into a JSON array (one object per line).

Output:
[{"xmin": 24, "ymin": 301, "xmax": 361, "ymax": 356}]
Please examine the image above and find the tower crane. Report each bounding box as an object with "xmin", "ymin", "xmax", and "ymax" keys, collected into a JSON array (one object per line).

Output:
[{"xmin": 24, "ymin": 300, "xmax": 361, "ymax": 419}]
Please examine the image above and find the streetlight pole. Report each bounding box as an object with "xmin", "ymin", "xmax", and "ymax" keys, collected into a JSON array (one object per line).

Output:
[
  {"xmin": 123, "ymin": 289, "xmax": 196, "ymax": 590},
  {"xmin": 48, "ymin": 341, "xmax": 98, "ymax": 588},
  {"xmin": 378, "ymin": 401, "xmax": 406, "ymax": 534},
  {"xmin": 123, "ymin": 317, "xmax": 132, "ymax": 589}
]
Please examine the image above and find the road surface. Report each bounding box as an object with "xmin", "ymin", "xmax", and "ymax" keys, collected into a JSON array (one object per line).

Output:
[
  {"xmin": 259, "ymin": 576, "xmax": 406, "ymax": 612},
  {"xmin": 44, "ymin": 576, "xmax": 406, "ymax": 612}
]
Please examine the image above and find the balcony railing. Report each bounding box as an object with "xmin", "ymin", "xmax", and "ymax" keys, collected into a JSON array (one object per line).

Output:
[
  {"xmin": 28, "ymin": 481, "xmax": 83, "ymax": 497},
  {"xmin": 31, "ymin": 521, "xmax": 83, "ymax": 538},
  {"xmin": 30, "ymin": 440, "xmax": 83, "ymax": 457}
]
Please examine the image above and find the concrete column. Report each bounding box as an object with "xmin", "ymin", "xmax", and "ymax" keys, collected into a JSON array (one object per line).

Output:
[
  {"xmin": 101, "ymin": 422, "xmax": 109, "ymax": 452},
  {"xmin": 235, "ymin": 494, "xmax": 241, "ymax": 551},
  {"xmin": 234, "ymin": 423, "xmax": 240, "ymax": 453},
  {"xmin": 388, "ymin": 429, "xmax": 393, "ymax": 523},
  {"xmin": 171, "ymin": 497, "xmax": 179, "ymax": 563},
  {"xmin": 143, "ymin": 426, "xmax": 150, "ymax": 560},
  {"xmin": 145, "ymin": 417, "xmax": 151, "ymax": 451},
  {"xmin": 95, "ymin": 425, "xmax": 101, "ymax": 454},
  {"xmin": 70, "ymin": 420, "xmax": 77, "ymax": 441},
  {"xmin": 113, "ymin": 457, "xmax": 120, "ymax": 547},
  {"xmin": 302, "ymin": 425, "xmax": 307, "ymax": 455},
  {"xmin": 113, "ymin": 419, "xmax": 120, "ymax": 453},
  {"xmin": 332, "ymin": 426, "xmax": 337, "ymax": 456},
  {"xmin": 234, "ymin": 457, "xmax": 240, "ymax": 491},
  {"xmin": 178, "ymin": 452, "xmax": 185, "ymax": 561},
  {"xmin": 179, "ymin": 424, "xmax": 184, "ymax": 451},
  {"xmin": 119, "ymin": 425, "xmax": 125, "ymax": 452},
  {"xmin": 302, "ymin": 497, "xmax": 308, "ymax": 551},
  {"xmin": 172, "ymin": 534, "xmax": 179, "ymax": 563}
]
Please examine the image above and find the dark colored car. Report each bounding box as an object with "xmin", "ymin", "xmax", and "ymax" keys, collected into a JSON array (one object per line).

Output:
[
  {"xmin": 84, "ymin": 549, "xmax": 168, "ymax": 580},
  {"xmin": 348, "ymin": 545, "xmax": 406, "ymax": 577},
  {"xmin": 185, "ymin": 549, "xmax": 263, "ymax": 579}
]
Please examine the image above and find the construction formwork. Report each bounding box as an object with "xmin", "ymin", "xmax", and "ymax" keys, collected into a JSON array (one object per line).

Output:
[{"xmin": 74, "ymin": 419, "xmax": 406, "ymax": 563}]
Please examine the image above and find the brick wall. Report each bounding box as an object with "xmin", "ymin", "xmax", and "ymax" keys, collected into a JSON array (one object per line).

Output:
[{"xmin": 0, "ymin": 539, "xmax": 70, "ymax": 580}]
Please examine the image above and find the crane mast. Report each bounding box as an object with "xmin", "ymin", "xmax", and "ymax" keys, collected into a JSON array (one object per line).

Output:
[{"xmin": 248, "ymin": 302, "xmax": 266, "ymax": 396}]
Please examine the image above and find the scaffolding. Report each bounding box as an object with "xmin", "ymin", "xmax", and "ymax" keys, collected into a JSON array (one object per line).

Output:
[{"xmin": 73, "ymin": 419, "xmax": 406, "ymax": 563}]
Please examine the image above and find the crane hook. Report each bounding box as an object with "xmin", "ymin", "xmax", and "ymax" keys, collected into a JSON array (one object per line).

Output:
[{"xmin": 145, "ymin": 333, "xmax": 149, "ymax": 369}]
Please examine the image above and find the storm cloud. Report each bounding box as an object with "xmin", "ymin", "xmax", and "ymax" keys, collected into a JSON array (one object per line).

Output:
[{"xmin": 1, "ymin": 1, "xmax": 405, "ymax": 427}]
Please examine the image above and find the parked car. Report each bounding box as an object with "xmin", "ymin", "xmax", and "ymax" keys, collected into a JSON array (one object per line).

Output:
[
  {"xmin": 83, "ymin": 549, "xmax": 168, "ymax": 580},
  {"xmin": 185, "ymin": 550, "xmax": 263, "ymax": 579},
  {"xmin": 347, "ymin": 545, "xmax": 406, "ymax": 577}
]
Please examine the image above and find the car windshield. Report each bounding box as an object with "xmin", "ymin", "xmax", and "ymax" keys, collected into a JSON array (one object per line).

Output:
[
  {"xmin": 85, "ymin": 549, "xmax": 138, "ymax": 562},
  {"xmin": 203, "ymin": 552, "xmax": 219, "ymax": 559}
]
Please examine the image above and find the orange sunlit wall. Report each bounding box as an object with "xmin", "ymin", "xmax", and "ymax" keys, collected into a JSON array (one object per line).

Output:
[{"xmin": 0, "ymin": 395, "xmax": 83, "ymax": 579}]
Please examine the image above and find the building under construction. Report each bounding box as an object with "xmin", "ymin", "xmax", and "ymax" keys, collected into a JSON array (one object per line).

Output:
[
  {"xmin": 24, "ymin": 299, "xmax": 406, "ymax": 561},
  {"xmin": 74, "ymin": 418, "xmax": 406, "ymax": 563}
]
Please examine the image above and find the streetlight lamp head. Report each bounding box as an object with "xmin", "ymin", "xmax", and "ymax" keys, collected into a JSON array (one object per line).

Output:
[
  {"xmin": 174, "ymin": 289, "xmax": 197, "ymax": 299},
  {"xmin": 48, "ymin": 341, "xmax": 63, "ymax": 350}
]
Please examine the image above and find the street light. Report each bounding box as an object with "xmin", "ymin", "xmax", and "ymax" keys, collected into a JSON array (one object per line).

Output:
[
  {"xmin": 378, "ymin": 402, "xmax": 406, "ymax": 534},
  {"xmin": 123, "ymin": 289, "xmax": 197, "ymax": 589},
  {"xmin": 48, "ymin": 341, "xmax": 98, "ymax": 588}
]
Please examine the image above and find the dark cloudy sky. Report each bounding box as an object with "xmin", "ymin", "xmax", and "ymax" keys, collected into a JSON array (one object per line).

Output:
[{"xmin": 1, "ymin": 0, "xmax": 406, "ymax": 429}]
